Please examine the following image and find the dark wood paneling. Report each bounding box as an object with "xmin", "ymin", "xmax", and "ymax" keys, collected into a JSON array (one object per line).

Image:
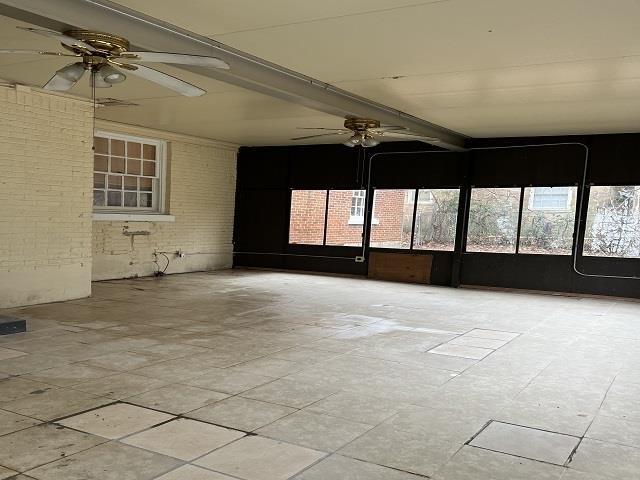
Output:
[{"xmin": 369, "ymin": 252, "xmax": 432, "ymax": 283}]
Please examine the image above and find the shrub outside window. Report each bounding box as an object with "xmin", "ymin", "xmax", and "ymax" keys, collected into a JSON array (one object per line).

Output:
[
  {"xmin": 413, "ymin": 189, "xmax": 460, "ymax": 251},
  {"xmin": 584, "ymin": 185, "xmax": 640, "ymax": 258},
  {"xmin": 466, "ymin": 188, "xmax": 521, "ymax": 253},
  {"xmin": 519, "ymin": 186, "xmax": 577, "ymax": 255}
]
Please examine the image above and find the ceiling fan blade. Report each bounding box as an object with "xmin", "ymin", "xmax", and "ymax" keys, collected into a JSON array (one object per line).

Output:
[
  {"xmin": 123, "ymin": 51, "xmax": 230, "ymax": 70},
  {"xmin": 127, "ymin": 64, "xmax": 206, "ymax": 97},
  {"xmin": 17, "ymin": 27, "xmax": 94, "ymax": 51},
  {"xmin": 372, "ymin": 126, "xmax": 407, "ymax": 132},
  {"xmin": 0, "ymin": 49, "xmax": 77, "ymax": 56},
  {"xmin": 296, "ymin": 127, "xmax": 349, "ymax": 131},
  {"xmin": 43, "ymin": 66, "xmax": 84, "ymax": 91},
  {"xmin": 382, "ymin": 131, "xmax": 440, "ymax": 143},
  {"xmin": 291, "ymin": 132, "xmax": 349, "ymax": 140}
]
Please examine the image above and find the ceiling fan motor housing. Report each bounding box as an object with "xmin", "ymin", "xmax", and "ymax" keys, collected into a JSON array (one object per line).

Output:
[
  {"xmin": 62, "ymin": 30, "xmax": 130, "ymax": 55},
  {"xmin": 344, "ymin": 117, "xmax": 380, "ymax": 132}
]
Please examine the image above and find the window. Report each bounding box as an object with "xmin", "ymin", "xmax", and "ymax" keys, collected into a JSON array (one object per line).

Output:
[
  {"xmin": 467, "ymin": 188, "xmax": 521, "ymax": 253},
  {"xmin": 326, "ymin": 190, "xmax": 364, "ymax": 247},
  {"xmin": 350, "ymin": 190, "xmax": 366, "ymax": 223},
  {"xmin": 369, "ymin": 189, "xmax": 415, "ymax": 249},
  {"xmin": 520, "ymin": 187, "xmax": 577, "ymax": 255},
  {"xmin": 413, "ymin": 189, "xmax": 460, "ymax": 251},
  {"xmin": 584, "ymin": 185, "xmax": 640, "ymax": 258},
  {"xmin": 93, "ymin": 132, "xmax": 164, "ymax": 212},
  {"xmin": 529, "ymin": 186, "xmax": 572, "ymax": 211},
  {"xmin": 288, "ymin": 190, "xmax": 327, "ymax": 245}
]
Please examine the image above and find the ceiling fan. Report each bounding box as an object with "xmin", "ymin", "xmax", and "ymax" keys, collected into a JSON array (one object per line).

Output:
[
  {"xmin": 292, "ymin": 117, "xmax": 440, "ymax": 147},
  {"xmin": 0, "ymin": 27, "xmax": 231, "ymax": 96}
]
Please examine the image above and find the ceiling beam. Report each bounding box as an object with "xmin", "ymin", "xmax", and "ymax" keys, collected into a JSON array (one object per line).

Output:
[{"xmin": 0, "ymin": 0, "xmax": 468, "ymax": 150}]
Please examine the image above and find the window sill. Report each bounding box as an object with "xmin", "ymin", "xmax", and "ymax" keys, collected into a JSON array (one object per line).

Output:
[
  {"xmin": 92, "ymin": 213, "xmax": 175, "ymax": 222},
  {"xmin": 348, "ymin": 217, "xmax": 379, "ymax": 225}
]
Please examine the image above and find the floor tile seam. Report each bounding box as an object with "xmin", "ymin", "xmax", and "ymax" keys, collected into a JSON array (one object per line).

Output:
[
  {"xmin": 346, "ymin": 349, "xmax": 474, "ymax": 374},
  {"xmin": 11, "ymin": 432, "xmax": 111, "ymax": 475},
  {"xmin": 0, "ymin": 393, "xmax": 115, "ymax": 424},
  {"xmin": 466, "ymin": 444, "xmax": 571, "ymax": 468}
]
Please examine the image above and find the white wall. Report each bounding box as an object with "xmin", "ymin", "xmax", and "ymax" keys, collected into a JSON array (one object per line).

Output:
[
  {"xmin": 0, "ymin": 85, "xmax": 238, "ymax": 308},
  {"xmin": 0, "ymin": 85, "xmax": 93, "ymax": 308},
  {"xmin": 91, "ymin": 122, "xmax": 238, "ymax": 281}
]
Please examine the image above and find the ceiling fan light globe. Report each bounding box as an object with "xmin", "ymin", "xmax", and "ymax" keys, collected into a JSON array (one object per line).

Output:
[
  {"xmin": 99, "ymin": 65, "xmax": 126, "ymax": 84},
  {"xmin": 90, "ymin": 74, "xmax": 113, "ymax": 88},
  {"xmin": 361, "ymin": 135, "xmax": 380, "ymax": 147},
  {"xmin": 57, "ymin": 62, "xmax": 85, "ymax": 82}
]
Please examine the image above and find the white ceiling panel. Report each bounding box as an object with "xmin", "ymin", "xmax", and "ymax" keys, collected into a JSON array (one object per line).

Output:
[{"xmin": 2, "ymin": 0, "xmax": 640, "ymax": 143}]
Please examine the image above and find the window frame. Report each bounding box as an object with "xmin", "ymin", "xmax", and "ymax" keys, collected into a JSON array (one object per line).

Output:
[
  {"xmin": 288, "ymin": 189, "xmax": 367, "ymax": 247},
  {"xmin": 528, "ymin": 186, "xmax": 573, "ymax": 212},
  {"xmin": 348, "ymin": 189, "xmax": 367, "ymax": 225},
  {"xmin": 93, "ymin": 130, "xmax": 167, "ymax": 215},
  {"xmin": 582, "ymin": 184, "xmax": 640, "ymax": 259},
  {"xmin": 465, "ymin": 185, "xmax": 579, "ymax": 256},
  {"xmin": 368, "ymin": 188, "xmax": 461, "ymax": 252}
]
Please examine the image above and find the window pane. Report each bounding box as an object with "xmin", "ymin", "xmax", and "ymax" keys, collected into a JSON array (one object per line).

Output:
[
  {"xmin": 93, "ymin": 190, "xmax": 105, "ymax": 206},
  {"xmin": 94, "ymin": 155, "xmax": 108, "ymax": 172},
  {"xmin": 127, "ymin": 142, "xmax": 141, "ymax": 158},
  {"xmin": 143, "ymin": 161, "xmax": 156, "ymax": 177},
  {"xmin": 139, "ymin": 192, "xmax": 153, "ymax": 208},
  {"xmin": 325, "ymin": 190, "xmax": 364, "ymax": 247},
  {"xmin": 584, "ymin": 185, "xmax": 640, "ymax": 258},
  {"xmin": 124, "ymin": 176, "xmax": 138, "ymax": 191},
  {"xmin": 140, "ymin": 177, "xmax": 153, "ymax": 192},
  {"xmin": 519, "ymin": 187, "xmax": 577, "ymax": 255},
  {"xmin": 123, "ymin": 191, "xmax": 138, "ymax": 207},
  {"xmin": 467, "ymin": 188, "xmax": 521, "ymax": 253},
  {"xmin": 93, "ymin": 173, "xmax": 105, "ymax": 189},
  {"xmin": 94, "ymin": 137, "xmax": 108, "ymax": 154},
  {"xmin": 413, "ymin": 189, "xmax": 460, "ymax": 251},
  {"xmin": 369, "ymin": 189, "xmax": 414, "ymax": 249},
  {"xmin": 288, "ymin": 190, "xmax": 327, "ymax": 245},
  {"xmin": 127, "ymin": 159, "xmax": 141, "ymax": 175},
  {"xmin": 107, "ymin": 191, "xmax": 122, "ymax": 207},
  {"xmin": 111, "ymin": 157, "xmax": 125, "ymax": 174},
  {"xmin": 108, "ymin": 175, "xmax": 122, "ymax": 189},
  {"xmin": 143, "ymin": 144, "xmax": 156, "ymax": 160},
  {"xmin": 111, "ymin": 139, "xmax": 125, "ymax": 156}
]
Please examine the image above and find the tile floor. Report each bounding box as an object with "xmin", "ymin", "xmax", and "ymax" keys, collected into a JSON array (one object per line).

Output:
[{"xmin": 0, "ymin": 269, "xmax": 639, "ymax": 479}]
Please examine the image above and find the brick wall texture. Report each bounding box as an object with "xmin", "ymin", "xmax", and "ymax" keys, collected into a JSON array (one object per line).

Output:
[
  {"xmin": 0, "ymin": 85, "xmax": 238, "ymax": 306},
  {"xmin": 0, "ymin": 86, "xmax": 93, "ymax": 307},
  {"xmin": 289, "ymin": 189, "xmax": 409, "ymax": 247},
  {"xmin": 91, "ymin": 125, "xmax": 238, "ymax": 280}
]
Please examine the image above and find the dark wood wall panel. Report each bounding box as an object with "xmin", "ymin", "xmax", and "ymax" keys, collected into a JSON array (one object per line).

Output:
[{"xmin": 234, "ymin": 133, "xmax": 640, "ymax": 298}]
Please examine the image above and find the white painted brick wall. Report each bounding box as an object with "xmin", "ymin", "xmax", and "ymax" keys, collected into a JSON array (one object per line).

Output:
[
  {"xmin": 91, "ymin": 122, "xmax": 238, "ymax": 280},
  {"xmin": 0, "ymin": 86, "xmax": 238, "ymax": 306},
  {"xmin": 0, "ymin": 86, "xmax": 93, "ymax": 308}
]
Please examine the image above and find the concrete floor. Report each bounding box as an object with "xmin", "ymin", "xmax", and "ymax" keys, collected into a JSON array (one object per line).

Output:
[{"xmin": 0, "ymin": 270, "xmax": 639, "ymax": 479}]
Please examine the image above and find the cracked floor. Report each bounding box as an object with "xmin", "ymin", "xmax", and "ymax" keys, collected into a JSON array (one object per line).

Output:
[{"xmin": 0, "ymin": 269, "xmax": 639, "ymax": 479}]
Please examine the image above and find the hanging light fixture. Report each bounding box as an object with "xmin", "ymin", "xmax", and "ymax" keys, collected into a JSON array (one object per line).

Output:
[
  {"xmin": 98, "ymin": 64, "xmax": 126, "ymax": 84},
  {"xmin": 361, "ymin": 135, "xmax": 380, "ymax": 147},
  {"xmin": 89, "ymin": 72, "xmax": 113, "ymax": 88},
  {"xmin": 56, "ymin": 62, "xmax": 86, "ymax": 82}
]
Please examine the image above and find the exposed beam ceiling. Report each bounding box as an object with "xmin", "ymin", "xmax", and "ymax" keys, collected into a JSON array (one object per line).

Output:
[{"xmin": 0, "ymin": 0, "xmax": 467, "ymax": 150}]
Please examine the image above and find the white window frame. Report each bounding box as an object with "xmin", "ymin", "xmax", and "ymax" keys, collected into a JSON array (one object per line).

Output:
[
  {"xmin": 529, "ymin": 186, "xmax": 572, "ymax": 211},
  {"xmin": 92, "ymin": 130, "xmax": 168, "ymax": 218},
  {"xmin": 349, "ymin": 189, "xmax": 366, "ymax": 224}
]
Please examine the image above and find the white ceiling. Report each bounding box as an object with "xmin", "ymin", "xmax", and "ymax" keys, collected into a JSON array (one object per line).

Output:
[{"xmin": 2, "ymin": 0, "xmax": 640, "ymax": 144}]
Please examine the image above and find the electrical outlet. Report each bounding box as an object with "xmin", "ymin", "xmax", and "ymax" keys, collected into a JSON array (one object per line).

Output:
[{"xmin": 355, "ymin": 256, "xmax": 365, "ymax": 263}]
